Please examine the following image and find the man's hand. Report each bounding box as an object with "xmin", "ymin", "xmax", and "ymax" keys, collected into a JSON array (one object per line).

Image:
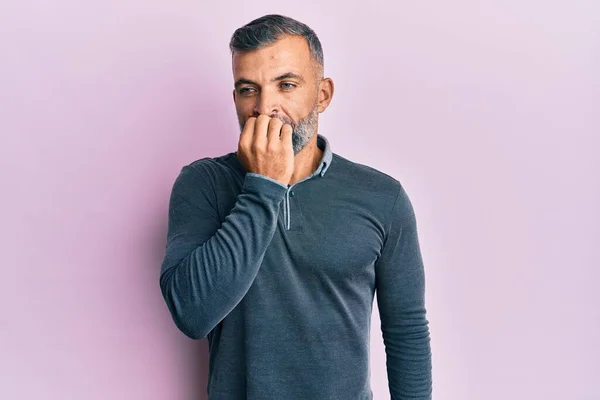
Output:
[{"xmin": 237, "ymin": 115, "xmax": 295, "ymax": 186}]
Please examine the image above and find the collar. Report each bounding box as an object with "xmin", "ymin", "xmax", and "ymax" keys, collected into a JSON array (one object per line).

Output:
[{"xmin": 314, "ymin": 134, "xmax": 332, "ymax": 177}]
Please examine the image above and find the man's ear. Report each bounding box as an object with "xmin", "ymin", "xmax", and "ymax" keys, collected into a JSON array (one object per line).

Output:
[{"xmin": 317, "ymin": 78, "xmax": 334, "ymax": 113}]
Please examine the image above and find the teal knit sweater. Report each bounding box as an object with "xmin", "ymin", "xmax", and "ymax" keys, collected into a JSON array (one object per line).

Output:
[{"xmin": 160, "ymin": 134, "xmax": 432, "ymax": 399}]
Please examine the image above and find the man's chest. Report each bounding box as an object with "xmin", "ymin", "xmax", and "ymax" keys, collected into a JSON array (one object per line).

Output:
[
  {"xmin": 215, "ymin": 176, "xmax": 390, "ymax": 283},
  {"xmin": 261, "ymin": 190, "xmax": 388, "ymax": 286}
]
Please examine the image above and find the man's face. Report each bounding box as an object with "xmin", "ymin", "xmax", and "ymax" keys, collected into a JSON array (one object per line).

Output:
[{"xmin": 232, "ymin": 35, "xmax": 321, "ymax": 155}]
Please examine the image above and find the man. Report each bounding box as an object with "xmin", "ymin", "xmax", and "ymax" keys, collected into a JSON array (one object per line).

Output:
[{"xmin": 160, "ymin": 14, "xmax": 432, "ymax": 400}]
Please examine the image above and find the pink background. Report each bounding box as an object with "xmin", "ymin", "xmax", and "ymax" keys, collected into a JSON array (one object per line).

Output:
[{"xmin": 1, "ymin": 1, "xmax": 598, "ymax": 399}]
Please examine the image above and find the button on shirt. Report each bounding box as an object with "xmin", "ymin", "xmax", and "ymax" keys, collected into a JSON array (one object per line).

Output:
[{"xmin": 160, "ymin": 134, "xmax": 432, "ymax": 399}]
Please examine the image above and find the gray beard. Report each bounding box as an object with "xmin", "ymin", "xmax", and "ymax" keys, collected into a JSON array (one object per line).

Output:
[{"xmin": 238, "ymin": 104, "xmax": 319, "ymax": 156}]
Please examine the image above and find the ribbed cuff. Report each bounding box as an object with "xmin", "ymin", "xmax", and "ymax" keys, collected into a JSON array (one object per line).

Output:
[{"xmin": 242, "ymin": 173, "xmax": 288, "ymax": 201}]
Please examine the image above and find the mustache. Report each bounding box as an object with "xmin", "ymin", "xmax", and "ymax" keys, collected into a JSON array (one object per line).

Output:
[{"xmin": 268, "ymin": 114, "xmax": 297, "ymax": 129}]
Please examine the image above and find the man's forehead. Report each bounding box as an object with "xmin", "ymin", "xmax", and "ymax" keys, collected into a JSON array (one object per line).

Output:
[{"xmin": 232, "ymin": 35, "xmax": 313, "ymax": 78}]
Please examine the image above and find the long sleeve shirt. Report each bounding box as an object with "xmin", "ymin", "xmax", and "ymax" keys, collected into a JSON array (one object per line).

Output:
[{"xmin": 159, "ymin": 134, "xmax": 432, "ymax": 400}]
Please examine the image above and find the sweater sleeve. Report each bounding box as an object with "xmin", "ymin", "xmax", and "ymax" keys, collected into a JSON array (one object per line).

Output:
[
  {"xmin": 375, "ymin": 184, "xmax": 433, "ymax": 399},
  {"xmin": 159, "ymin": 163, "xmax": 287, "ymax": 340}
]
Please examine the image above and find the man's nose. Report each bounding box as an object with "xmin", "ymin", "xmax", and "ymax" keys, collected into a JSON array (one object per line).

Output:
[{"xmin": 252, "ymin": 93, "xmax": 279, "ymax": 117}]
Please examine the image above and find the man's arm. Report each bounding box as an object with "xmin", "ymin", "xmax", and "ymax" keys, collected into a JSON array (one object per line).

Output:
[
  {"xmin": 375, "ymin": 184, "xmax": 432, "ymax": 399},
  {"xmin": 159, "ymin": 162, "xmax": 286, "ymax": 340}
]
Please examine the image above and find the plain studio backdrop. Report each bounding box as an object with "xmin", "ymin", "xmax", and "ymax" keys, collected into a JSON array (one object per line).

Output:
[{"xmin": 1, "ymin": 1, "xmax": 598, "ymax": 399}]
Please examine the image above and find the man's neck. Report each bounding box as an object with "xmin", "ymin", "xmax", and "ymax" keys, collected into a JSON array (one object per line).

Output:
[{"xmin": 289, "ymin": 134, "xmax": 323, "ymax": 186}]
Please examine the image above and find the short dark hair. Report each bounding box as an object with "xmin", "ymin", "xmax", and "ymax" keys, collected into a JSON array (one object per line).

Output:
[{"xmin": 229, "ymin": 14, "xmax": 324, "ymax": 76}]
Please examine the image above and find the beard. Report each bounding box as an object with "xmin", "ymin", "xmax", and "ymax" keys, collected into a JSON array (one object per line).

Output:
[{"xmin": 238, "ymin": 102, "xmax": 319, "ymax": 156}]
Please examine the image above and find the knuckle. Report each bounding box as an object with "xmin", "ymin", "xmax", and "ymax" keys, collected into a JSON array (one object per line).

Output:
[
  {"xmin": 270, "ymin": 126, "xmax": 282, "ymax": 135},
  {"xmin": 244, "ymin": 117, "xmax": 257, "ymax": 128}
]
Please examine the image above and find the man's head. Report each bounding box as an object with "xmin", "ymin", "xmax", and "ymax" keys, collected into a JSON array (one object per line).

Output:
[{"xmin": 230, "ymin": 14, "xmax": 334, "ymax": 155}]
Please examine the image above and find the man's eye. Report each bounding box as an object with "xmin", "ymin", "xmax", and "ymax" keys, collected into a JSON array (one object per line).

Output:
[
  {"xmin": 280, "ymin": 82, "xmax": 296, "ymax": 90},
  {"xmin": 239, "ymin": 87, "xmax": 255, "ymax": 95}
]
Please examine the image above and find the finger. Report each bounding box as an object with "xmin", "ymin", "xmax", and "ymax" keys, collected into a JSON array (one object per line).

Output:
[
  {"xmin": 267, "ymin": 118, "xmax": 284, "ymax": 145},
  {"xmin": 239, "ymin": 117, "xmax": 256, "ymax": 150},
  {"xmin": 253, "ymin": 114, "xmax": 271, "ymax": 146},
  {"xmin": 280, "ymin": 123, "xmax": 293, "ymax": 148}
]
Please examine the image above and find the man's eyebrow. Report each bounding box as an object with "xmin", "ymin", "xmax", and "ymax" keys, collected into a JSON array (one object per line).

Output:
[
  {"xmin": 234, "ymin": 72, "xmax": 305, "ymax": 89},
  {"xmin": 273, "ymin": 72, "xmax": 305, "ymax": 82},
  {"xmin": 234, "ymin": 78, "xmax": 257, "ymax": 88}
]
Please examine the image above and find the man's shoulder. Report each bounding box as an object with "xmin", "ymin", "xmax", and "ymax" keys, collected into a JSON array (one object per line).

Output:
[
  {"xmin": 179, "ymin": 152, "xmax": 243, "ymax": 183},
  {"xmin": 171, "ymin": 151, "xmax": 240, "ymax": 192},
  {"xmin": 331, "ymin": 152, "xmax": 418, "ymax": 221},
  {"xmin": 186, "ymin": 151, "xmax": 238, "ymax": 173},
  {"xmin": 331, "ymin": 152, "xmax": 402, "ymax": 194}
]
